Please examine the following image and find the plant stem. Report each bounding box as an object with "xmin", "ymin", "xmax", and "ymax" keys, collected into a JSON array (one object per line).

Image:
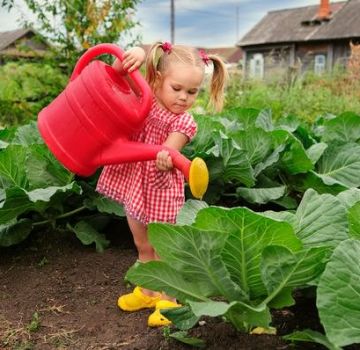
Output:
[{"xmin": 32, "ymin": 205, "xmax": 87, "ymax": 227}]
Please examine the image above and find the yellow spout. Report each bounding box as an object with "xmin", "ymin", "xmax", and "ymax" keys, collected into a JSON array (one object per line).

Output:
[{"xmin": 188, "ymin": 157, "xmax": 209, "ymax": 199}]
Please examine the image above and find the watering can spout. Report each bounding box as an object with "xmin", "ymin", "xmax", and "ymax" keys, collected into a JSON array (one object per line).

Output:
[{"xmin": 96, "ymin": 140, "xmax": 209, "ymax": 199}]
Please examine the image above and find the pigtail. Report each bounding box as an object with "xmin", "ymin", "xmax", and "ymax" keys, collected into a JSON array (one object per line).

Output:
[
  {"xmin": 207, "ymin": 55, "xmax": 229, "ymax": 113},
  {"xmin": 145, "ymin": 42, "xmax": 163, "ymax": 89}
]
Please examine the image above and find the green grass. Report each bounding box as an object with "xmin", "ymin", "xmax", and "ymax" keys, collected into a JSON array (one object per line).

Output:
[{"xmin": 194, "ymin": 67, "xmax": 360, "ymax": 122}]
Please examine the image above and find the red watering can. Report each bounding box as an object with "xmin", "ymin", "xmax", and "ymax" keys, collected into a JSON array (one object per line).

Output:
[{"xmin": 37, "ymin": 44, "xmax": 208, "ymax": 198}]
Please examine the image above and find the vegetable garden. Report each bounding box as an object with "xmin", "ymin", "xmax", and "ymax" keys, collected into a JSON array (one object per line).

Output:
[{"xmin": 1, "ymin": 76, "xmax": 360, "ymax": 348}]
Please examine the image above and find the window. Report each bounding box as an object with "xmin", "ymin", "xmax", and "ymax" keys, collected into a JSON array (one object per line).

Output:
[
  {"xmin": 314, "ymin": 54, "xmax": 326, "ymax": 74},
  {"xmin": 249, "ymin": 53, "xmax": 264, "ymax": 79}
]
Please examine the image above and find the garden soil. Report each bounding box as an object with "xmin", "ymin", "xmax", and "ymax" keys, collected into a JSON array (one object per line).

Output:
[{"xmin": 0, "ymin": 219, "xmax": 337, "ymax": 350}]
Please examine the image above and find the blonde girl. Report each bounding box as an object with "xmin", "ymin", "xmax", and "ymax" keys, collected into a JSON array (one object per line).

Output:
[{"xmin": 96, "ymin": 41, "xmax": 228, "ymax": 327}]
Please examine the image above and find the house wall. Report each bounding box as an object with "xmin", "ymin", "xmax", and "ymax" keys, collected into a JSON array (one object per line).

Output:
[
  {"xmin": 244, "ymin": 45, "xmax": 292, "ymax": 79},
  {"xmin": 243, "ymin": 39, "xmax": 354, "ymax": 79}
]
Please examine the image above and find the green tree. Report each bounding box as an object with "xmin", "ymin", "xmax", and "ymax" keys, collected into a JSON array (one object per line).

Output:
[{"xmin": 1, "ymin": 0, "xmax": 141, "ymax": 66}]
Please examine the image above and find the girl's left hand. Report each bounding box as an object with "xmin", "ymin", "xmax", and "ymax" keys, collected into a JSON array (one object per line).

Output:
[{"xmin": 156, "ymin": 150, "xmax": 173, "ymax": 171}]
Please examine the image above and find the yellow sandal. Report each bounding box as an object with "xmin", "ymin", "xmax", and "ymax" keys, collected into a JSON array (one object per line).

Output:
[
  {"xmin": 147, "ymin": 300, "xmax": 181, "ymax": 327},
  {"xmin": 118, "ymin": 286, "xmax": 161, "ymax": 312}
]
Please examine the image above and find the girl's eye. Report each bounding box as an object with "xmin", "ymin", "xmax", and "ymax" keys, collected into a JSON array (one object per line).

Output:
[
  {"xmin": 172, "ymin": 86, "xmax": 181, "ymax": 91},
  {"xmin": 188, "ymin": 90, "xmax": 198, "ymax": 95}
]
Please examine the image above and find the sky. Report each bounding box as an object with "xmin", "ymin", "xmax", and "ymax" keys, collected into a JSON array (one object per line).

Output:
[{"xmin": 0, "ymin": 0, "xmax": 345, "ymax": 48}]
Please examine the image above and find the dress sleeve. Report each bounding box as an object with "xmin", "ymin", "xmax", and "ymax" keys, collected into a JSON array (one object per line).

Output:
[{"xmin": 168, "ymin": 112, "xmax": 197, "ymax": 141}]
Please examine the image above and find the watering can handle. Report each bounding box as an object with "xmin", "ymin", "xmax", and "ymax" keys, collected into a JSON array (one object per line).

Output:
[{"xmin": 69, "ymin": 43, "xmax": 152, "ymax": 118}]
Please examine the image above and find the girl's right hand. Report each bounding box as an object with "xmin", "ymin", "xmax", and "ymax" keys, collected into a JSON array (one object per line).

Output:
[{"xmin": 122, "ymin": 47, "xmax": 146, "ymax": 72}]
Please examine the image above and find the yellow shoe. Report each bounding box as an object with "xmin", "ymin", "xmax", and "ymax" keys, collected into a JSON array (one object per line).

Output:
[
  {"xmin": 147, "ymin": 300, "xmax": 181, "ymax": 327},
  {"xmin": 118, "ymin": 286, "xmax": 161, "ymax": 312}
]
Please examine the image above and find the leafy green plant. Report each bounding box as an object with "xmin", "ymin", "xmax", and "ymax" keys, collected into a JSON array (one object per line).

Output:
[
  {"xmin": 0, "ymin": 122, "xmax": 124, "ymax": 249},
  {"xmin": 0, "ymin": 62, "xmax": 67, "ymax": 126},
  {"xmin": 185, "ymin": 108, "xmax": 360, "ymax": 211},
  {"xmin": 126, "ymin": 188, "xmax": 360, "ymax": 348},
  {"xmin": 125, "ymin": 191, "xmax": 331, "ymax": 331},
  {"xmin": 126, "ymin": 188, "xmax": 360, "ymax": 349}
]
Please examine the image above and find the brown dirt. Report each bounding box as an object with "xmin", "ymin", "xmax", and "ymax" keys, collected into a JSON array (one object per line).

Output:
[{"xmin": 0, "ymin": 218, "xmax": 330, "ymax": 350}]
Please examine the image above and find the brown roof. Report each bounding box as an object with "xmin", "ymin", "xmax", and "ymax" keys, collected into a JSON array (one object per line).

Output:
[
  {"xmin": 0, "ymin": 28, "xmax": 33, "ymax": 51},
  {"xmin": 238, "ymin": 0, "xmax": 360, "ymax": 47},
  {"xmin": 201, "ymin": 47, "xmax": 242, "ymax": 64}
]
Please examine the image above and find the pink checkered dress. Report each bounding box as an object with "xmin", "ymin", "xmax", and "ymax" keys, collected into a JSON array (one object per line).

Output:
[{"xmin": 96, "ymin": 99, "xmax": 197, "ymax": 224}]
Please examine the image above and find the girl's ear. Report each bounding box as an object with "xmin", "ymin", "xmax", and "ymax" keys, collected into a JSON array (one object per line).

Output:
[{"xmin": 154, "ymin": 71, "xmax": 162, "ymax": 89}]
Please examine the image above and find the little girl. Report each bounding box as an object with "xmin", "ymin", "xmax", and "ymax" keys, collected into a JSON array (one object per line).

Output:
[{"xmin": 96, "ymin": 41, "xmax": 228, "ymax": 327}]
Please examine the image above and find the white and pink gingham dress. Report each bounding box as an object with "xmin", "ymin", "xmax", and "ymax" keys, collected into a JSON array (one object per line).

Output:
[{"xmin": 96, "ymin": 99, "xmax": 197, "ymax": 224}]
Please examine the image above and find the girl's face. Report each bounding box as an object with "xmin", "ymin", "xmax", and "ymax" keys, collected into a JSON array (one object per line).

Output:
[{"xmin": 154, "ymin": 63, "xmax": 204, "ymax": 114}]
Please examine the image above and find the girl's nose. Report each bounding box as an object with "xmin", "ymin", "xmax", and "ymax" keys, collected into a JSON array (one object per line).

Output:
[{"xmin": 179, "ymin": 91, "xmax": 187, "ymax": 101}]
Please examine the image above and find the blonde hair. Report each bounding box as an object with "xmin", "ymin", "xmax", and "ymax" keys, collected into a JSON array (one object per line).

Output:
[{"xmin": 145, "ymin": 42, "xmax": 228, "ymax": 112}]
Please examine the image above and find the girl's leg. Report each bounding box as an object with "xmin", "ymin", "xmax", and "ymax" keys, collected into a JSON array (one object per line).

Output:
[{"xmin": 126, "ymin": 215, "xmax": 158, "ymax": 297}]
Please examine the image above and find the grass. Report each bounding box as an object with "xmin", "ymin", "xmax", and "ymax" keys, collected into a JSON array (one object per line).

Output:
[
  {"xmin": 0, "ymin": 306, "xmax": 78, "ymax": 349},
  {"xmin": 194, "ymin": 64, "xmax": 360, "ymax": 123}
]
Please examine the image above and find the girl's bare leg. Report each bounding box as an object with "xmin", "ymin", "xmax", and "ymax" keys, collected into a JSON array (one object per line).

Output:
[
  {"xmin": 126, "ymin": 215, "xmax": 158, "ymax": 297},
  {"xmin": 127, "ymin": 215, "xmax": 177, "ymax": 303}
]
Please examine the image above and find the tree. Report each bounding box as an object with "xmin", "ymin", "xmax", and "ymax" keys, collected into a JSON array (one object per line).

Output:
[{"xmin": 1, "ymin": 0, "xmax": 142, "ymax": 66}]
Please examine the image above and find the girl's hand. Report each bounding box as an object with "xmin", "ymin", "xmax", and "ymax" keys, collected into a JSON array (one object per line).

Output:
[
  {"xmin": 122, "ymin": 47, "xmax": 146, "ymax": 72},
  {"xmin": 156, "ymin": 150, "xmax": 173, "ymax": 171}
]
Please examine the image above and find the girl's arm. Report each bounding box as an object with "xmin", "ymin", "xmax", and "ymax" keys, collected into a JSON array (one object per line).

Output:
[
  {"xmin": 112, "ymin": 46, "xmax": 146, "ymax": 74},
  {"xmin": 156, "ymin": 132, "xmax": 189, "ymax": 171}
]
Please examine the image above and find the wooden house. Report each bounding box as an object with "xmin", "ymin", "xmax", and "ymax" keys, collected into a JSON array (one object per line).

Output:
[
  {"xmin": 238, "ymin": 0, "xmax": 360, "ymax": 79},
  {"xmin": 0, "ymin": 28, "xmax": 49, "ymax": 63}
]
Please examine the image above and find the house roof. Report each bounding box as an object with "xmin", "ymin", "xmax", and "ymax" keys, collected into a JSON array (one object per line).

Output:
[
  {"xmin": 140, "ymin": 44, "xmax": 242, "ymax": 64},
  {"xmin": 0, "ymin": 28, "xmax": 34, "ymax": 51},
  {"xmin": 238, "ymin": 0, "xmax": 360, "ymax": 47},
  {"xmin": 201, "ymin": 47, "xmax": 242, "ymax": 64}
]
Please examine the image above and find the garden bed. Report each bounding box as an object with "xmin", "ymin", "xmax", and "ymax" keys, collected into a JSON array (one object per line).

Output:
[{"xmin": 0, "ymin": 219, "xmax": 331, "ymax": 350}]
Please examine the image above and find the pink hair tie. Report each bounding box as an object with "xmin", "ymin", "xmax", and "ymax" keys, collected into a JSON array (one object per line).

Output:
[
  {"xmin": 161, "ymin": 42, "xmax": 172, "ymax": 54},
  {"xmin": 199, "ymin": 49, "xmax": 210, "ymax": 66}
]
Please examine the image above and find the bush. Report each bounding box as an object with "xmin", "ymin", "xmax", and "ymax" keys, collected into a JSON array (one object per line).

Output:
[{"xmin": 0, "ymin": 61, "xmax": 67, "ymax": 127}]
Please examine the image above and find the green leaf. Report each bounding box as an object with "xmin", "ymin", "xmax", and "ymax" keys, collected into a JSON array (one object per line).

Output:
[
  {"xmin": 280, "ymin": 131, "xmax": 313, "ymax": 174},
  {"xmin": 169, "ymin": 331, "xmax": 205, "ymax": 348},
  {"xmin": 161, "ymin": 305, "xmax": 200, "ymax": 330},
  {"xmin": 236, "ymin": 185, "xmax": 286, "ymax": 204},
  {"xmin": 0, "ymin": 144, "xmax": 28, "ymax": 188},
  {"xmin": 26, "ymin": 182, "xmax": 81, "ymax": 202},
  {"xmin": 176, "ymin": 199, "xmax": 208, "ymax": 225},
  {"xmin": 223, "ymin": 107, "xmax": 260, "ymax": 129},
  {"xmin": 148, "ymin": 224, "xmax": 244, "ymax": 301},
  {"xmin": 12, "ymin": 122, "xmax": 43, "ymax": 145},
  {"xmin": 291, "ymin": 171, "xmax": 347, "ymax": 195},
  {"xmin": 337, "ymin": 188, "xmax": 360, "ymax": 209},
  {"xmin": 306, "ymin": 142, "xmax": 328, "ymax": 165},
  {"xmin": 0, "ymin": 219, "xmax": 33, "ymax": 247},
  {"xmin": 212, "ymin": 131, "xmax": 255, "ymax": 187},
  {"xmin": 232, "ymin": 127, "xmax": 272, "ymax": 165},
  {"xmin": 26, "ymin": 144, "xmax": 74, "ymax": 188},
  {"xmin": 322, "ymin": 111, "xmax": 360, "ymax": 144},
  {"xmin": 348, "ymin": 202, "xmax": 360, "ymax": 238},
  {"xmin": 0, "ymin": 183, "xmax": 80, "ymax": 224},
  {"xmin": 317, "ymin": 239, "xmax": 360, "ymax": 347},
  {"xmin": 0, "ymin": 187, "xmax": 37, "ymax": 224},
  {"xmin": 294, "ymin": 189, "xmax": 348, "ymax": 248},
  {"xmin": 284, "ymin": 330, "xmax": 340, "ymax": 350},
  {"xmin": 194, "ymin": 207, "xmax": 302, "ymax": 299},
  {"xmin": 87, "ymin": 196, "xmax": 125, "ymax": 216},
  {"xmin": 188, "ymin": 299, "xmax": 270, "ymax": 331},
  {"xmin": 68, "ymin": 221, "xmax": 109, "ymax": 253},
  {"xmin": 255, "ymin": 109, "xmax": 274, "ymax": 131},
  {"xmin": 126, "ymin": 260, "xmax": 209, "ymax": 302},
  {"xmin": 261, "ymin": 246, "xmax": 327, "ymax": 307},
  {"xmin": 317, "ymin": 143, "xmax": 360, "ymax": 187},
  {"xmin": 254, "ymin": 144, "xmax": 285, "ymax": 176}
]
